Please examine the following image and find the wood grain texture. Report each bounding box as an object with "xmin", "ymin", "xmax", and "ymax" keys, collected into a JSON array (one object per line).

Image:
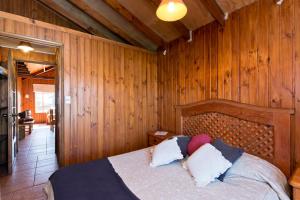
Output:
[
  {"xmin": 158, "ymin": 0, "xmax": 300, "ymax": 166},
  {"xmin": 117, "ymin": 0, "xmax": 185, "ymax": 42},
  {"xmin": 0, "ymin": 0, "xmax": 257, "ymax": 46},
  {"xmin": 290, "ymin": 167, "xmax": 300, "ymax": 200},
  {"xmin": 0, "ymin": 48, "xmax": 56, "ymax": 64},
  {"xmin": 295, "ymin": 0, "xmax": 300, "ymax": 171},
  {"xmin": 198, "ymin": 0, "xmax": 225, "ymax": 26},
  {"xmin": 217, "ymin": 0, "xmax": 257, "ymax": 13},
  {"xmin": 0, "ymin": 0, "xmax": 84, "ymax": 32},
  {"xmin": 114, "ymin": 0, "xmax": 255, "ymax": 40},
  {"xmin": 103, "ymin": 0, "xmax": 164, "ymax": 47},
  {"xmin": 2, "ymin": 0, "xmax": 298, "ymax": 171},
  {"xmin": 0, "ymin": 11, "xmax": 158, "ymax": 166},
  {"xmin": 69, "ymin": 0, "xmax": 158, "ymax": 50},
  {"xmin": 175, "ymin": 100, "xmax": 293, "ymax": 177},
  {"xmin": 38, "ymin": 0, "xmax": 125, "ymax": 43},
  {"xmin": 290, "ymin": 167, "xmax": 300, "ymax": 188}
]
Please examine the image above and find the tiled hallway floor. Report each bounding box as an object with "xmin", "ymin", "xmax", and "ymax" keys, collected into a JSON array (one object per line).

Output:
[{"xmin": 0, "ymin": 125, "xmax": 58, "ymax": 200}]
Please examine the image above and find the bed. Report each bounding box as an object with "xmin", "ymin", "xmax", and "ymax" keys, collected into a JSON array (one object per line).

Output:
[{"xmin": 44, "ymin": 100, "xmax": 294, "ymax": 200}]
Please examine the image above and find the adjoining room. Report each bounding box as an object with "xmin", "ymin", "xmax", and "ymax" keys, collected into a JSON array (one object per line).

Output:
[{"xmin": 16, "ymin": 60, "xmax": 57, "ymax": 184}]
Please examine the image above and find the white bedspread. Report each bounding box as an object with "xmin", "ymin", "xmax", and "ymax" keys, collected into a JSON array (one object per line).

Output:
[
  {"xmin": 109, "ymin": 148, "xmax": 289, "ymax": 200},
  {"xmin": 45, "ymin": 148, "xmax": 290, "ymax": 200}
]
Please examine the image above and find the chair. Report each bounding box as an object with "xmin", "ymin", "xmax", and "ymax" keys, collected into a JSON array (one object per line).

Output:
[
  {"xmin": 49, "ymin": 109, "xmax": 55, "ymax": 132},
  {"xmin": 18, "ymin": 110, "xmax": 35, "ymax": 137}
]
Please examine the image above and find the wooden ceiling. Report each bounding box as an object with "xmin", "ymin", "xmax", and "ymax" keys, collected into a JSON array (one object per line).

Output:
[
  {"xmin": 25, "ymin": 63, "xmax": 53, "ymax": 74},
  {"xmin": 38, "ymin": 0, "xmax": 256, "ymax": 50},
  {"xmin": 17, "ymin": 62, "xmax": 55, "ymax": 80}
]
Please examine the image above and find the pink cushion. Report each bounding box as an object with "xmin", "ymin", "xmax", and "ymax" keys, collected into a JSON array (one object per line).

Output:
[{"xmin": 188, "ymin": 134, "xmax": 212, "ymax": 155}]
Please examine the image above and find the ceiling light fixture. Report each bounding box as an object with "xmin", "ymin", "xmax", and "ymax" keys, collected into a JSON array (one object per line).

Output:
[
  {"xmin": 156, "ymin": 0, "xmax": 187, "ymax": 22},
  {"xmin": 17, "ymin": 41, "xmax": 34, "ymax": 53}
]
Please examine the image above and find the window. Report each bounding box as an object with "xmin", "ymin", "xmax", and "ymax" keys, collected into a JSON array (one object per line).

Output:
[{"xmin": 35, "ymin": 92, "xmax": 55, "ymax": 113}]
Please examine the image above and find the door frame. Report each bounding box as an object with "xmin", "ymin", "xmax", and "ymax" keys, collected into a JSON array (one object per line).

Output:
[
  {"xmin": 0, "ymin": 31, "xmax": 64, "ymax": 166},
  {"xmin": 7, "ymin": 49, "xmax": 17, "ymax": 174}
]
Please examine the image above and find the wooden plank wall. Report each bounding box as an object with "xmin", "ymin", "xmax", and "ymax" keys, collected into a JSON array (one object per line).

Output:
[
  {"xmin": 0, "ymin": 12, "xmax": 158, "ymax": 166},
  {"xmin": 0, "ymin": 0, "xmax": 84, "ymax": 32},
  {"xmin": 21, "ymin": 71, "xmax": 55, "ymax": 124},
  {"xmin": 158, "ymin": 0, "xmax": 300, "ymax": 165}
]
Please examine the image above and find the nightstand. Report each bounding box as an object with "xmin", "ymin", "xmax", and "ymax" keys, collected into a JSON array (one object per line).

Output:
[
  {"xmin": 290, "ymin": 167, "xmax": 300, "ymax": 200},
  {"xmin": 147, "ymin": 131, "xmax": 176, "ymax": 146}
]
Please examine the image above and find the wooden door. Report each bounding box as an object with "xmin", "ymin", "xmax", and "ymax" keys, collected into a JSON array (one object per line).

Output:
[
  {"xmin": 55, "ymin": 48, "xmax": 60, "ymax": 158},
  {"xmin": 7, "ymin": 49, "xmax": 17, "ymax": 174}
]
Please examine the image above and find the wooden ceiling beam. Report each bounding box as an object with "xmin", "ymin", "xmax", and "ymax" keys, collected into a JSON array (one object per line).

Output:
[
  {"xmin": 19, "ymin": 74, "xmax": 55, "ymax": 80},
  {"xmin": 31, "ymin": 66, "xmax": 55, "ymax": 76},
  {"xmin": 38, "ymin": 0, "xmax": 126, "ymax": 43},
  {"xmin": 17, "ymin": 66, "xmax": 28, "ymax": 70},
  {"xmin": 197, "ymin": 0, "xmax": 225, "ymax": 26},
  {"xmin": 69, "ymin": 0, "xmax": 158, "ymax": 50},
  {"xmin": 103, "ymin": 0, "xmax": 165, "ymax": 47},
  {"xmin": 17, "ymin": 70, "xmax": 30, "ymax": 73},
  {"xmin": 17, "ymin": 66, "xmax": 28, "ymax": 69},
  {"xmin": 18, "ymin": 71, "xmax": 31, "ymax": 75},
  {"xmin": 18, "ymin": 73, "xmax": 30, "ymax": 76},
  {"xmin": 150, "ymin": 0, "xmax": 190, "ymax": 39}
]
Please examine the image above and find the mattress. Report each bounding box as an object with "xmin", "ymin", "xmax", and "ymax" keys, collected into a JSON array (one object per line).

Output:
[{"xmin": 44, "ymin": 148, "xmax": 282, "ymax": 200}]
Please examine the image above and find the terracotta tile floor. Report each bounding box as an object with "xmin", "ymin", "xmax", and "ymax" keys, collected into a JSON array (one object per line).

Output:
[{"xmin": 0, "ymin": 125, "xmax": 58, "ymax": 200}]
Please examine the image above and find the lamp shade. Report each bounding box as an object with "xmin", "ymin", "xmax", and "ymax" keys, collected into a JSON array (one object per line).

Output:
[
  {"xmin": 156, "ymin": 0, "xmax": 187, "ymax": 22},
  {"xmin": 17, "ymin": 41, "xmax": 34, "ymax": 53}
]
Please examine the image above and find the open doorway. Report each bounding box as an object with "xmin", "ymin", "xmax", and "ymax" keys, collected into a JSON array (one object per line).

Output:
[
  {"xmin": 16, "ymin": 61, "xmax": 57, "ymax": 170},
  {"xmin": 0, "ymin": 35, "xmax": 61, "ymax": 176},
  {"xmin": 17, "ymin": 61, "xmax": 56, "ymax": 133}
]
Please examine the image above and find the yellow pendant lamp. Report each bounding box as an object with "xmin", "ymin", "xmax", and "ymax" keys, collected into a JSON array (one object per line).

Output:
[
  {"xmin": 156, "ymin": 0, "xmax": 187, "ymax": 22},
  {"xmin": 17, "ymin": 41, "xmax": 34, "ymax": 53}
]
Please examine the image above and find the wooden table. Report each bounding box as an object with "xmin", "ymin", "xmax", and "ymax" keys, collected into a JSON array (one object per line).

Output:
[
  {"xmin": 147, "ymin": 131, "xmax": 176, "ymax": 146},
  {"xmin": 18, "ymin": 121, "xmax": 34, "ymax": 139}
]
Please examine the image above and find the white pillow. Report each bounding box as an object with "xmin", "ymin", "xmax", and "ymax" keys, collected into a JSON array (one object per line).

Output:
[
  {"xmin": 186, "ymin": 143, "xmax": 232, "ymax": 187},
  {"xmin": 225, "ymin": 153, "xmax": 290, "ymax": 200},
  {"xmin": 150, "ymin": 137, "xmax": 183, "ymax": 167}
]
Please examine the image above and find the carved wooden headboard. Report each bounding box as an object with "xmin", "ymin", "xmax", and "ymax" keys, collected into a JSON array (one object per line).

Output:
[{"xmin": 175, "ymin": 100, "xmax": 294, "ymax": 177}]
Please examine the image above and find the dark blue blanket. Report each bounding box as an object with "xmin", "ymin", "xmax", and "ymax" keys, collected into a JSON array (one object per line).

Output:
[{"xmin": 49, "ymin": 158, "xmax": 139, "ymax": 200}]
